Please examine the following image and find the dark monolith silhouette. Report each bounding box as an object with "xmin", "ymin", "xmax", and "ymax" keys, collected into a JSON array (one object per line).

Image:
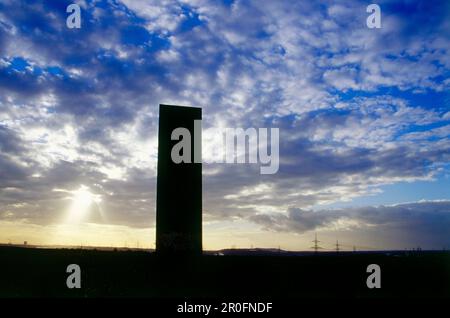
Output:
[{"xmin": 156, "ymin": 104, "xmax": 202, "ymax": 255}]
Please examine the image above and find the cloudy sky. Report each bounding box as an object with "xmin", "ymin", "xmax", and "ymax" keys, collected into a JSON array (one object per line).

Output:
[{"xmin": 0, "ymin": 0, "xmax": 449, "ymax": 250}]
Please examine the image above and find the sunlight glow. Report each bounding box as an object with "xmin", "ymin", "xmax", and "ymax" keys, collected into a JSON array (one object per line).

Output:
[{"xmin": 65, "ymin": 185, "xmax": 102, "ymax": 224}]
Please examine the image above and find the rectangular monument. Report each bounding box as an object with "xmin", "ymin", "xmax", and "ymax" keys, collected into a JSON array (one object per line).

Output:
[{"xmin": 156, "ymin": 104, "xmax": 202, "ymax": 255}]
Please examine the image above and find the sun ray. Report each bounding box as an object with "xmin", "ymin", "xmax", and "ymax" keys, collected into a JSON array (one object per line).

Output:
[{"xmin": 65, "ymin": 185, "xmax": 102, "ymax": 224}]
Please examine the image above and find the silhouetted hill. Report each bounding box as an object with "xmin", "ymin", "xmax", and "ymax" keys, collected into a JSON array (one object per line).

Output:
[{"xmin": 0, "ymin": 246, "xmax": 449, "ymax": 298}]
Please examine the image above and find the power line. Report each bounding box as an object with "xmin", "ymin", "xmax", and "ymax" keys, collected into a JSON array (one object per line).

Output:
[
  {"xmin": 339, "ymin": 242, "xmax": 378, "ymax": 251},
  {"xmin": 310, "ymin": 237, "xmax": 379, "ymax": 252}
]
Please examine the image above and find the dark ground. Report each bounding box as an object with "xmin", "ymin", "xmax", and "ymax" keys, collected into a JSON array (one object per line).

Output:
[{"xmin": 0, "ymin": 246, "xmax": 449, "ymax": 299}]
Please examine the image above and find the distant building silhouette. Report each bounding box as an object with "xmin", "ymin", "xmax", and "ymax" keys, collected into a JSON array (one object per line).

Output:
[{"xmin": 156, "ymin": 104, "xmax": 202, "ymax": 255}]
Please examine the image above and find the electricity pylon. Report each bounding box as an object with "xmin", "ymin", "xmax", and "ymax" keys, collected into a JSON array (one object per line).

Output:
[{"xmin": 311, "ymin": 233, "xmax": 322, "ymax": 253}]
